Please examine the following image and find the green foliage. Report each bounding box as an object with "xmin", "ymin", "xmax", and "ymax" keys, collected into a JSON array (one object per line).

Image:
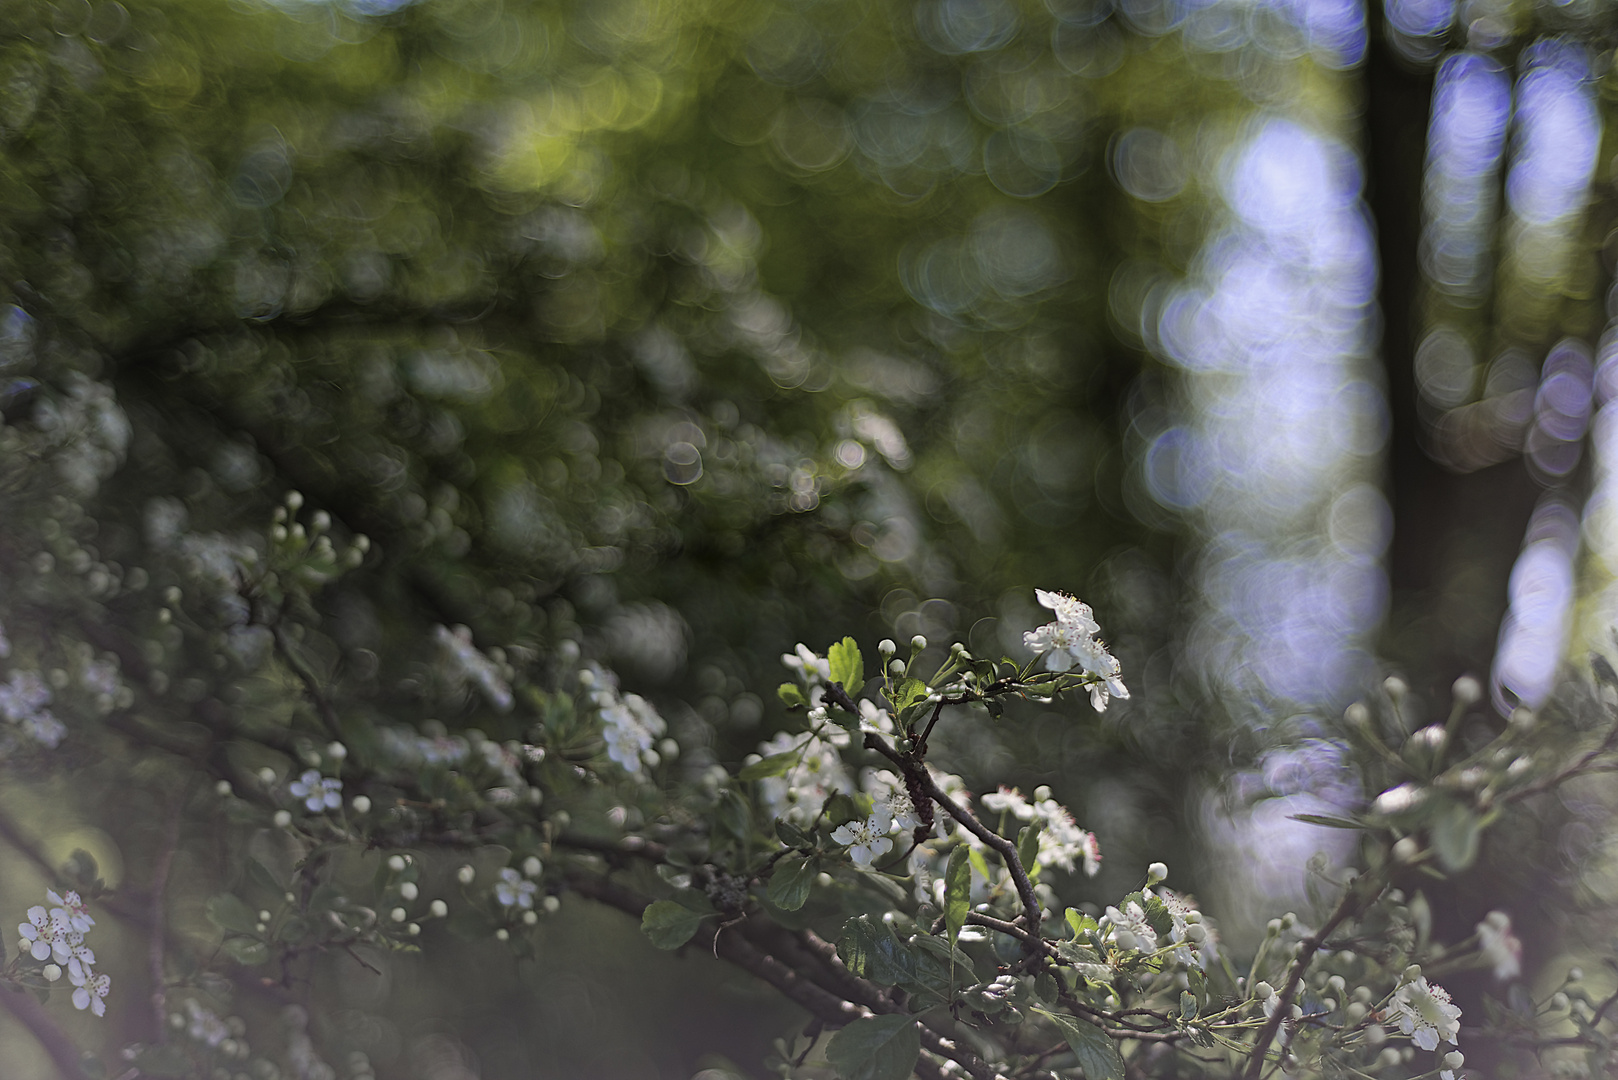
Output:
[
  {"xmin": 640, "ymin": 900, "xmax": 707, "ymax": 950},
  {"xmin": 824, "ymin": 1015, "xmax": 920, "ymax": 1080},
  {"xmin": 1035, "ymin": 1009, "xmax": 1125, "ymax": 1080}
]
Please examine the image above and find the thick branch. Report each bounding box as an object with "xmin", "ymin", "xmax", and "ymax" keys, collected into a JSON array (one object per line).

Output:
[{"xmin": 0, "ymin": 986, "xmax": 85, "ymax": 1079}]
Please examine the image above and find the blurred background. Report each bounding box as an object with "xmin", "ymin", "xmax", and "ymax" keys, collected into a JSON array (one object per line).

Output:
[{"xmin": 0, "ymin": 0, "xmax": 1616, "ymax": 1074}]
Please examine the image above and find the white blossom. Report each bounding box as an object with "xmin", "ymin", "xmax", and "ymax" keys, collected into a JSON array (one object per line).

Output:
[
  {"xmin": 832, "ymin": 806, "xmax": 894, "ymax": 867},
  {"xmin": 70, "ymin": 966, "xmax": 110, "ymax": 1018},
  {"xmin": 433, "ymin": 625, "xmax": 513, "ymax": 711},
  {"xmin": 18, "ymin": 905, "xmax": 59, "ymax": 961},
  {"xmin": 1477, "ymin": 911, "xmax": 1522, "ymax": 981},
  {"xmin": 592, "ymin": 678, "xmax": 666, "ymax": 775},
  {"xmin": 185, "ymin": 1000, "xmax": 229, "ymax": 1047},
  {"xmin": 1388, "ymin": 977, "xmax": 1461, "ymax": 1051},
  {"xmin": 289, "ymin": 769, "xmax": 342, "ymax": 813},
  {"xmin": 47, "ymin": 890, "xmax": 93, "ymax": 934},
  {"xmin": 1022, "ymin": 590, "xmax": 1129, "ymax": 710},
  {"xmin": 756, "ymin": 730, "xmax": 854, "ymax": 825},
  {"xmin": 1102, "ymin": 900, "xmax": 1157, "ymax": 952},
  {"xmin": 494, "ymin": 867, "xmax": 537, "ymax": 910}
]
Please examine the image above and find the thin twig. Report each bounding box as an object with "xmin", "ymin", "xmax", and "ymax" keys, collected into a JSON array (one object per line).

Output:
[{"xmin": 148, "ymin": 793, "xmax": 185, "ymax": 1042}]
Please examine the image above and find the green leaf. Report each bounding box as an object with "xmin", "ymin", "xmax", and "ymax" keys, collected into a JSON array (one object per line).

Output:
[
  {"xmin": 984, "ymin": 697, "xmax": 1004, "ymax": 720},
  {"xmin": 767, "ymin": 855, "xmax": 817, "ymax": 912},
  {"xmin": 775, "ymin": 819, "xmax": 810, "ymax": 847},
  {"xmin": 828, "ymin": 637, "xmax": 864, "ymax": 699},
  {"xmin": 836, "ymin": 916, "xmax": 955, "ymax": 1003},
  {"xmin": 944, "ymin": 844, "xmax": 971, "ymax": 954},
  {"xmin": 641, "ymin": 900, "xmax": 707, "ymax": 949},
  {"xmin": 967, "ymin": 846, "xmax": 993, "ymax": 886},
  {"xmin": 887, "ymin": 677, "xmax": 927, "ymax": 712},
  {"xmin": 1055, "ymin": 940, "xmax": 1114, "ymax": 983},
  {"xmin": 1289, "ymin": 813, "xmax": 1366, "ymax": 830},
  {"xmin": 825, "ymin": 1015, "xmax": 919, "ymax": 1080},
  {"xmin": 1179, "ymin": 990, "xmax": 1198, "ymax": 1020},
  {"xmin": 714, "ymin": 789, "xmax": 752, "ymax": 842},
  {"xmin": 739, "ymin": 751, "xmax": 799, "ymax": 781},
  {"xmin": 1034, "ymin": 1009, "xmax": 1124, "ymax": 1080},
  {"xmin": 1430, "ymin": 798, "xmax": 1481, "ymax": 871},
  {"xmin": 1016, "ymin": 821, "xmax": 1042, "ymax": 874},
  {"xmin": 777, "ymin": 682, "xmax": 809, "ymax": 708},
  {"xmin": 205, "ymin": 893, "xmax": 260, "ymax": 935},
  {"xmin": 222, "ymin": 937, "xmax": 270, "ymax": 966},
  {"xmin": 1065, "ymin": 908, "xmax": 1098, "ymax": 938}
]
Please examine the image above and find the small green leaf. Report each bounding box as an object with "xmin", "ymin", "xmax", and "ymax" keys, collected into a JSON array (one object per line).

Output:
[
  {"xmin": 1289, "ymin": 813, "xmax": 1366, "ymax": 830},
  {"xmin": 778, "ymin": 682, "xmax": 809, "ymax": 708},
  {"xmin": 1065, "ymin": 908, "xmax": 1098, "ymax": 938},
  {"xmin": 1431, "ymin": 799, "xmax": 1481, "ymax": 871},
  {"xmin": 1016, "ymin": 821, "xmax": 1042, "ymax": 874},
  {"xmin": 641, "ymin": 900, "xmax": 707, "ymax": 950},
  {"xmin": 775, "ymin": 819, "xmax": 810, "ymax": 847},
  {"xmin": 825, "ymin": 1015, "xmax": 919, "ymax": 1080},
  {"xmin": 1033, "ymin": 1009, "xmax": 1124, "ymax": 1080},
  {"xmin": 828, "ymin": 637, "xmax": 864, "ymax": 699},
  {"xmin": 739, "ymin": 751, "xmax": 799, "ymax": 781},
  {"xmin": 944, "ymin": 844, "xmax": 971, "ymax": 953},
  {"xmin": 984, "ymin": 697, "xmax": 1004, "ymax": 720},
  {"xmin": 967, "ymin": 846, "xmax": 992, "ymax": 886},
  {"xmin": 222, "ymin": 937, "xmax": 270, "ymax": 966},
  {"xmin": 767, "ymin": 855, "xmax": 817, "ymax": 912},
  {"xmin": 205, "ymin": 894, "xmax": 260, "ymax": 935},
  {"xmin": 1180, "ymin": 990, "xmax": 1198, "ymax": 1020},
  {"xmin": 887, "ymin": 677, "xmax": 927, "ymax": 711}
]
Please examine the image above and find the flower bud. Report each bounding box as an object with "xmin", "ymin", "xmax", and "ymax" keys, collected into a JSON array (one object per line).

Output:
[
  {"xmin": 457, "ymin": 865, "xmax": 475, "ymax": 885},
  {"xmin": 878, "ymin": 639, "xmax": 897, "ymax": 656},
  {"xmin": 257, "ymin": 767, "xmax": 277, "ymax": 786},
  {"xmin": 1444, "ymin": 1052, "xmax": 1464, "ymax": 1069},
  {"xmin": 42, "ymin": 964, "xmax": 60, "ymax": 982},
  {"xmin": 889, "ymin": 660, "xmax": 905, "ymax": 677},
  {"xmin": 1365, "ymin": 1023, "xmax": 1386, "ymax": 1047},
  {"xmin": 1553, "ymin": 992, "xmax": 1570, "ymax": 1010},
  {"xmin": 1569, "ymin": 966, "xmax": 1584, "ymax": 982},
  {"xmin": 1383, "ymin": 675, "xmax": 1408, "ymax": 699},
  {"xmin": 390, "ymin": 908, "xmax": 406, "ymax": 923},
  {"xmin": 408, "ymin": 922, "xmax": 421, "ymax": 936},
  {"xmin": 523, "ymin": 910, "xmax": 538, "ymax": 925},
  {"xmin": 1253, "ymin": 982, "xmax": 1274, "ymax": 1000},
  {"xmin": 1392, "ymin": 837, "xmax": 1420, "ymax": 863},
  {"xmin": 1511, "ymin": 706, "xmax": 1536, "ymax": 731},
  {"xmin": 911, "ymin": 635, "xmax": 927, "ymax": 651},
  {"xmin": 1403, "ymin": 964, "xmax": 1423, "ymax": 982},
  {"xmin": 1345, "ymin": 1002, "xmax": 1367, "ymax": 1023},
  {"xmin": 312, "ymin": 510, "xmax": 330, "ymax": 532},
  {"xmin": 351, "ymin": 795, "xmax": 371, "ymax": 814},
  {"xmin": 522, "ymin": 856, "xmax": 543, "ymax": 877},
  {"xmin": 542, "ymin": 896, "xmax": 560, "ymax": 913},
  {"xmin": 1452, "ymin": 675, "xmax": 1481, "ymax": 705},
  {"xmin": 1147, "ymin": 862, "xmax": 1168, "ymax": 885},
  {"xmin": 400, "ymin": 882, "xmax": 418, "ymax": 901},
  {"xmin": 1033, "ymin": 785, "xmax": 1052, "ymax": 802},
  {"xmin": 495, "ymin": 928, "xmax": 510, "ymax": 941},
  {"xmin": 387, "ymin": 855, "xmax": 407, "ymax": 873},
  {"xmin": 273, "ymin": 810, "xmax": 292, "ymax": 829},
  {"xmin": 430, "ymin": 900, "xmax": 448, "ymax": 918},
  {"xmin": 326, "ymin": 741, "xmax": 347, "ymax": 761},
  {"xmin": 285, "ymin": 490, "xmax": 304, "ymax": 510},
  {"xmin": 215, "ymin": 780, "xmax": 233, "ymax": 797}
]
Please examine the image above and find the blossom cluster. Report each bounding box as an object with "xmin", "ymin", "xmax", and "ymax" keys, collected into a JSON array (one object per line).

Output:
[
  {"xmin": 583, "ymin": 667, "xmax": 668, "ymax": 775},
  {"xmin": 16, "ymin": 889, "xmax": 109, "ymax": 1016},
  {"xmin": 1023, "ymin": 589, "xmax": 1129, "ymax": 712},
  {"xmin": 0, "ymin": 669, "xmax": 65, "ymax": 750},
  {"xmin": 980, "ymin": 785, "xmax": 1102, "ymax": 877}
]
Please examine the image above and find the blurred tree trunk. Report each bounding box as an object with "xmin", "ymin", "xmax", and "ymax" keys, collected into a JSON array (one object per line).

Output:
[{"xmin": 1364, "ymin": 18, "xmax": 1543, "ymax": 694}]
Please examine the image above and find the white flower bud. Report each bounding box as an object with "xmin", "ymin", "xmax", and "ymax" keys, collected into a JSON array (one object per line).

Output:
[
  {"xmin": 1375, "ymin": 1048, "xmax": 1399, "ymax": 1069},
  {"xmin": 1033, "ymin": 785, "xmax": 1052, "ymax": 801},
  {"xmin": 1444, "ymin": 1051, "xmax": 1464, "ymax": 1069},
  {"xmin": 1253, "ymin": 982, "xmax": 1274, "ymax": 1000},
  {"xmin": 878, "ymin": 639, "xmax": 897, "ymax": 656},
  {"xmin": 387, "ymin": 855, "xmax": 407, "ymax": 873},
  {"xmin": 312, "ymin": 510, "xmax": 331, "ymax": 532},
  {"xmin": 390, "ymin": 908, "xmax": 406, "ymax": 923},
  {"xmin": 1452, "ymin": 675, "xmax": 1481, "ymax": 705},
  {"xmin": 351, "ymin": 795, "xmax": 371, "ymax": 814},
  {"xmin": 522, "ymin": 856, "xmax": 543, "ymax": 878},
  {"xmin": 285, "ymin": 892, "xmax": 296, "ymax": 904},
  {"xmin": 326, "ymin": 741, "xmax": 347, "ymax": 760},
  {"xmin": 285, "ymin": 490, "xmax": 304, "ymax": 510},
  {"xmin": 542, "ymin": 895, "xmax": 560, "ymax": 913},
  {"xmin": 1392, "ymin": 837, "xmax": 1420, "ymax": 863},
  {"xmin": 257, "ymin": 767, "xmax": 277, "ymax": 786},
  {"xmin": 400, "ymin": 882, "xmax": 418, "ymax": 901},
  {"xmin": 169, "ymin": 1012, "xmax": 185, "ymax": 1029},
  {"xmin": 272, "ymin": 810, "xmax": 292, "ymax": 829},
  {"xmin": 254, "ymin": 922, "xmax": 267, "ymax": 933},
  {"xmin": 258, "ymin": 910, "xmax": 272, "ymax": 922},
  {"xmin": 1569, "ymin": 966, "xmax": 1584, "ymax": 982},
  {"xmin": 1365, "ymin": 1022, "xmax": 1386, "ymax": 1046},
  {"xmin": 495, "ymin": 928, "xmax": 510, "ymax": 941},
  {"xmin": 1345, "ymin": 1002, "xmax": 1367, "ymax": 1022},
  {"xmin": 911, "ymin": 635, "xmax": 927, "ymax": 651},
  {"xmin": 215, "ymin": 780, "xmax": 233, "ymax": 797},
  {"xmin": 1403, "ymin": 964, "xmax": 1423, "ymax": 982},
  {"xmin": 457, "ymin": 865, "xmax": 475, "ymax": 885},
  {"xmin": 1383, "ymin": 675, "xmax": 1407, "ymax": 699},
  {"xmin": 1553, "ymin": 992, "xmax": 1570, "ymax": 1010},
  {"xmin": 522, "ymin": 910, "xmax": 538, "ymax": 925},
  {"xmin": 430, "ymin": 900, "xmax": 448, "ymax": 918},
  {"xmin": 888, "ymin": 659, "xmax": 905, "ymax": 677},
  {"xmin": 1147, "ymin": 862, "xmax": 1168, "ymax": 885},
  {"xmin": 1511, "ymin": 706, "xmax": 1536, "ymax": 731},
  {"xmin": 1186, "ymin": 923, "xmax": 1207, "ymax": 943},
  {"xmin": 408, "ymin": 923, "xmax": 420, "ymax": 936},
  {"xmin": 42, "ymin": 964, "xmax": 60, "ymax": 982}
]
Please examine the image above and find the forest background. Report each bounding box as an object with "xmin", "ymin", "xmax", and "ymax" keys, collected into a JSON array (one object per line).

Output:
[{"xmin": 0, "ymin": 0, "xmax": 1612, "ymax": 1076}]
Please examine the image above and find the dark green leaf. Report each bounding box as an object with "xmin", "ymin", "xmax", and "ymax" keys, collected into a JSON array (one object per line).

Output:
[
  {"xmin": 1034, "ymin": 1009, "xmax": 1124, "ymax": 1080},
  {"xmin": 1016, "ymin": 822, "xmax": 1042, "ymax": 874},
  {"xmin": 825, "ymin": 1015, "xmax": 918, "ymax": 1080},
  {"xmin": 837, "ymin": 916, "xmax": 954, "ymax": 1003},
  {"xmin": 715, "ymin": 789, "xmax": 752, "ymax": 842},
  {"xmin": 1055, "ymin": 940, "xmax": 1114, "ymax": 983},
  {"xmin": 739, "ymin": 751, "xmax": 799, "ymax": 781},
  {"xmin": 775, "ymin": 819, "xmax": 810, "ymax": 847},
  {"xmin": 767, "ymin": 855, "xmax": 816, "ymax": 911},
  {"xmin": 222, "ymin": 937, "xmax": 270, "ymax": 965},
  {"xmin": 1592, "ymin": 653, "xmax": 1618, "ymax": 689},
  {"xmin": 640, "ymin": 900, "xmax": 707, "ymax": 950},
  {"xmin": 205, "ymin": 893, "xmax": 260, "ymax": 935},
  {"xmin": 1180, "ymin": 990, "xmax": 1198, "ymax": 1020},
  {"xmin": 828, "ymin": 637, "xmax": 864, "ymax": 699},
  {"xmin": 778, "ymin": 682, "xmax": 809, "ymax": 708},
  {"xmin": 984, "ymin": 697, "xmax": 1004, "ymax": 720},
  {"xmin": 944, "ymin": 844, "xmax": 971, "ymax": 953}
]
